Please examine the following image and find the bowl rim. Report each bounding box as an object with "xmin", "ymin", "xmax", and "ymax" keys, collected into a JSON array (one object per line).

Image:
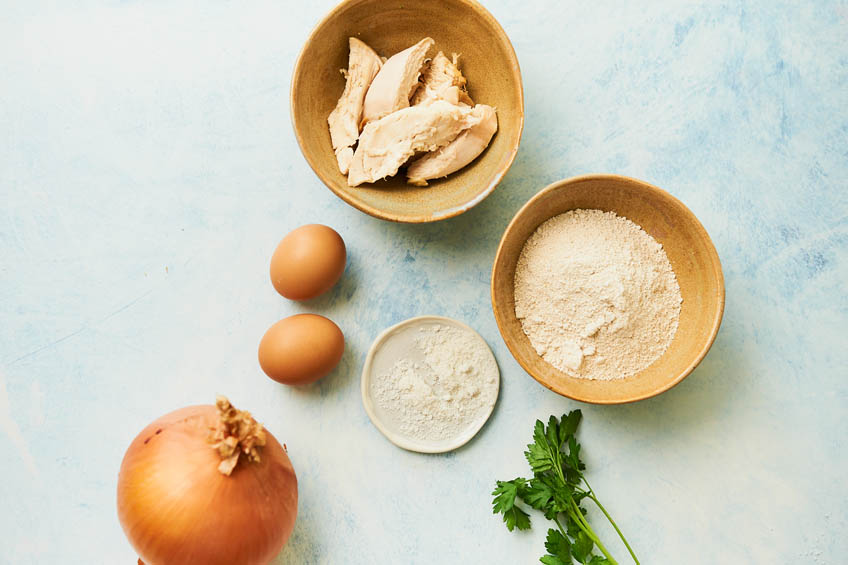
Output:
[
  {"xmin": 491, "ymin": 173, "xmax": 726, "ymax": 404},
  {"xmin": 290, "ymin": 0, "xmax": 525, "ymax": 223}
]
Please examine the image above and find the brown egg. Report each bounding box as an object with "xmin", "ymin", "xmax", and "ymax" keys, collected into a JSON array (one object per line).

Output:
[
  {"xmin": 270, "ymin": 224, "xmax": 346, "ymax": 300},
  {"xmin": 258, "ymin": 314, "xmax": 344, "ymax": 385}
]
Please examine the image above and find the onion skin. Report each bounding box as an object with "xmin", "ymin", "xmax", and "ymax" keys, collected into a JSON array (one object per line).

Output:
[{"xmin": 117, "ymin": 405, "xmax": 297, "ymax": 565}]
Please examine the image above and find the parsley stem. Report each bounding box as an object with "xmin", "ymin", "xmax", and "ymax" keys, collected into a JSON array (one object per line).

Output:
[
  {"xmin": 582, "ymin": 478, "xmax": 640, "ymax": 565},
  {"xmin": 567, "ymin": 496, "xmax": 617, "ymax": 564},
  {"xmin": 554, "ymin": 516, "xmax": 568, "ymax": 539}
]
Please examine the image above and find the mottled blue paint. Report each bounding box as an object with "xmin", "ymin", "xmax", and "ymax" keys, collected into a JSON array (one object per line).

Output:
[
  {"xmin": 1, "ymin": 0, "xmax": 847, "ymax": 563},
  {"xmin": 673, "ymin": 17, "xmax": 695, "ymax": 47}
]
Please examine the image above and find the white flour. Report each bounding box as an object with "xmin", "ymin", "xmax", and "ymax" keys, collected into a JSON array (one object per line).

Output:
[
  {"xmin": 514, "ymin": 209, "xmax": 682, "ymax": 380},
  {"xmin": 372, "ymin": 324, "xmax": 498, "ymax": 442}
]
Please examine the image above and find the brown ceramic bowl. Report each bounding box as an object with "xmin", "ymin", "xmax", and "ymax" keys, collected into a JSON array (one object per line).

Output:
[
  {"xmin": 291, "ymin": 0, "xmax": 524, "ymax": 223},
  {"xmin": 491, "ymin": 175, "xmax": 725, "ymax": 404}
]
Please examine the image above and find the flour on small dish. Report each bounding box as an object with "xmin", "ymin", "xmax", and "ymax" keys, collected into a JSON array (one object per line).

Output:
[{"xmin": 362, "ymin": 317, "xmax": 499, "ymax": 452}]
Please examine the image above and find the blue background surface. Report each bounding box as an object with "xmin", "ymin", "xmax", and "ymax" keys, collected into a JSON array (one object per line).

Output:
[{"xmin": 1, "ymin": 1, "xmax": 846, "ymax": 563}]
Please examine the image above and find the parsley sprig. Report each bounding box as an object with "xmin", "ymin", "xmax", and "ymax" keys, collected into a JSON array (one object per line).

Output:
[{"xmin": 492, "ymin": 411, "xmax": 639, "ymax": 565}]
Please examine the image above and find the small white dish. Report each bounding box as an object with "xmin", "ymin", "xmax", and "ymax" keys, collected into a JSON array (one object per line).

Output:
[{"xmin": 361, "ymin": 315, "xmax": 500, "ymax": 453}]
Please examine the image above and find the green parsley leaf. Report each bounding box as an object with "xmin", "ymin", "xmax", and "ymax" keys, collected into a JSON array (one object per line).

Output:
[
  {"xmin": 525, "ymin": 420, "xmax": 554, "ymax": 473},
  {"xmin": 566, "ymin": 436, "xmax": 585, "ymax": 472},
  {"xmin": 521, "ymin": 478, "xmax": 554, "ymax": 510},
  {"xmin": 492, "ymin": 479, "xmax": 525, "ymax": 514},
  {"xmin": 547, "ymin": 415, "xmax": 560, "ymax": 452},
  {"xmin": 571, "ymin": 530, "xmax": 594, "ymax": 563},
  {"xmin": 560, "ymin": 410, "xmax": 582, "ymax": 443},
  {"xmin": 503, "ymin": 506, "xmax": 532, "ymax": 532},
  {"xmin": 540, "ymin": 555, "xmax": 570, "ymax": 565},
  {"xmin": 492, "ymin": 479, "xmax": 532, "ymax": 531},
  {"xmin": 544, "ymin": 528, "xmax": 571, "ymax": 560}
]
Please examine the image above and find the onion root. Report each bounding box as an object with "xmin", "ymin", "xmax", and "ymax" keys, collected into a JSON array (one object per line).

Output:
[{"xmin": 208, "ymin": 395, "xmax": 267, "ymax": 476}]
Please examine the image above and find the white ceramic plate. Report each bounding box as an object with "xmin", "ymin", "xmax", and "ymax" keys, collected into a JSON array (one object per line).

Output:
[{"xmin": 361, "ymin": 315, "xmax": 500, "ymax": 453}]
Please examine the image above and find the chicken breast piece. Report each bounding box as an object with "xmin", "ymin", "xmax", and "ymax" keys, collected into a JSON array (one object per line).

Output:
[
  {"xmin": 347, "ymin": 100, "xmax": 482, "ymax": 187},
  {"xmin": 407, "ymin": 104, "xmax": 497, "ymax": 186},
  {"xmin": 411, "ymin": 52, "xmax": 474, "ymax": 107},
  {"xmin": 328, "ymin": 38, "xmax": 382, "ymax": 174},
  {"xmin": 361, "ymin": 37, "xmax": 434, "ymax": 126}
]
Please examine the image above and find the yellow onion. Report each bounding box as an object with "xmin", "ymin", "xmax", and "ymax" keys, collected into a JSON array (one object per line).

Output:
[{"xmin": 117, "ymin": 397, "xmax": 297, "ymax": 565}]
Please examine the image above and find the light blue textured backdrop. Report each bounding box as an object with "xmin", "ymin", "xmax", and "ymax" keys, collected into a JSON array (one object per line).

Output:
[{"xmin": 1, "ymin": 1, "xmax": 846, "ymax": 563}]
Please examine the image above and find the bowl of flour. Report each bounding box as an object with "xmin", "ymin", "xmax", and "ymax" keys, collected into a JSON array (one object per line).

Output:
[{"xmin": 491, "ymin": 174, "xmax": 724, "ymax": 404}]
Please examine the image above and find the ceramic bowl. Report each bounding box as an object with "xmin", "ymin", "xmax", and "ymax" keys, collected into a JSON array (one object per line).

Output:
[
  {"xmin": 491, "ymin": 175, "xmax": 725, "ymax": 404},
  {"xmin": 291, "ymin": 0, "xmax": 524, "ymax": 223}
]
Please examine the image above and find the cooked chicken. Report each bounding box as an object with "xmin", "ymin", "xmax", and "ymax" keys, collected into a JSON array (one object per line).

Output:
[
  {"xmin": 361, "ymin": 37, "xmax": 434, "ymax": 126},
  {"xmin": 328, "ymin": 38, "xmax": 383, "ymax": 174},
  {"xmin": 347, "ymin": 100, "xmax": 482, "ymax": 187},
  {"xmin": 411, "ymin": 52, "xmax": 474, "ymax": 107},
  {"xmin": 407, "ymin": 104, "xmax": 497, "ymax": 186},
  {"xmin": 427, "ymin": 85, "xmax": 462, "ymax": 106}
]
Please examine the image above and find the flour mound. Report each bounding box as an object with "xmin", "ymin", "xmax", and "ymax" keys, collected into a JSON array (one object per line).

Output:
[
  {"xmin": 372, "ymin": 324, "xmax": 498, "ymax": 442},
  {"xmin": 514, "ymin": 209, "xmax": 682, "ymax": 380}
]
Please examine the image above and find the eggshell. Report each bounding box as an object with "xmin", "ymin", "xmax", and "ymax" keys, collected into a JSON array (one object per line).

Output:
[
  {"xmin": 270, "ymin": 225, "xmax": 346, "ymax": 300},
  {"xmin": 258, "ymin": 314, "xmax": 344, "ymax": 385}
]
